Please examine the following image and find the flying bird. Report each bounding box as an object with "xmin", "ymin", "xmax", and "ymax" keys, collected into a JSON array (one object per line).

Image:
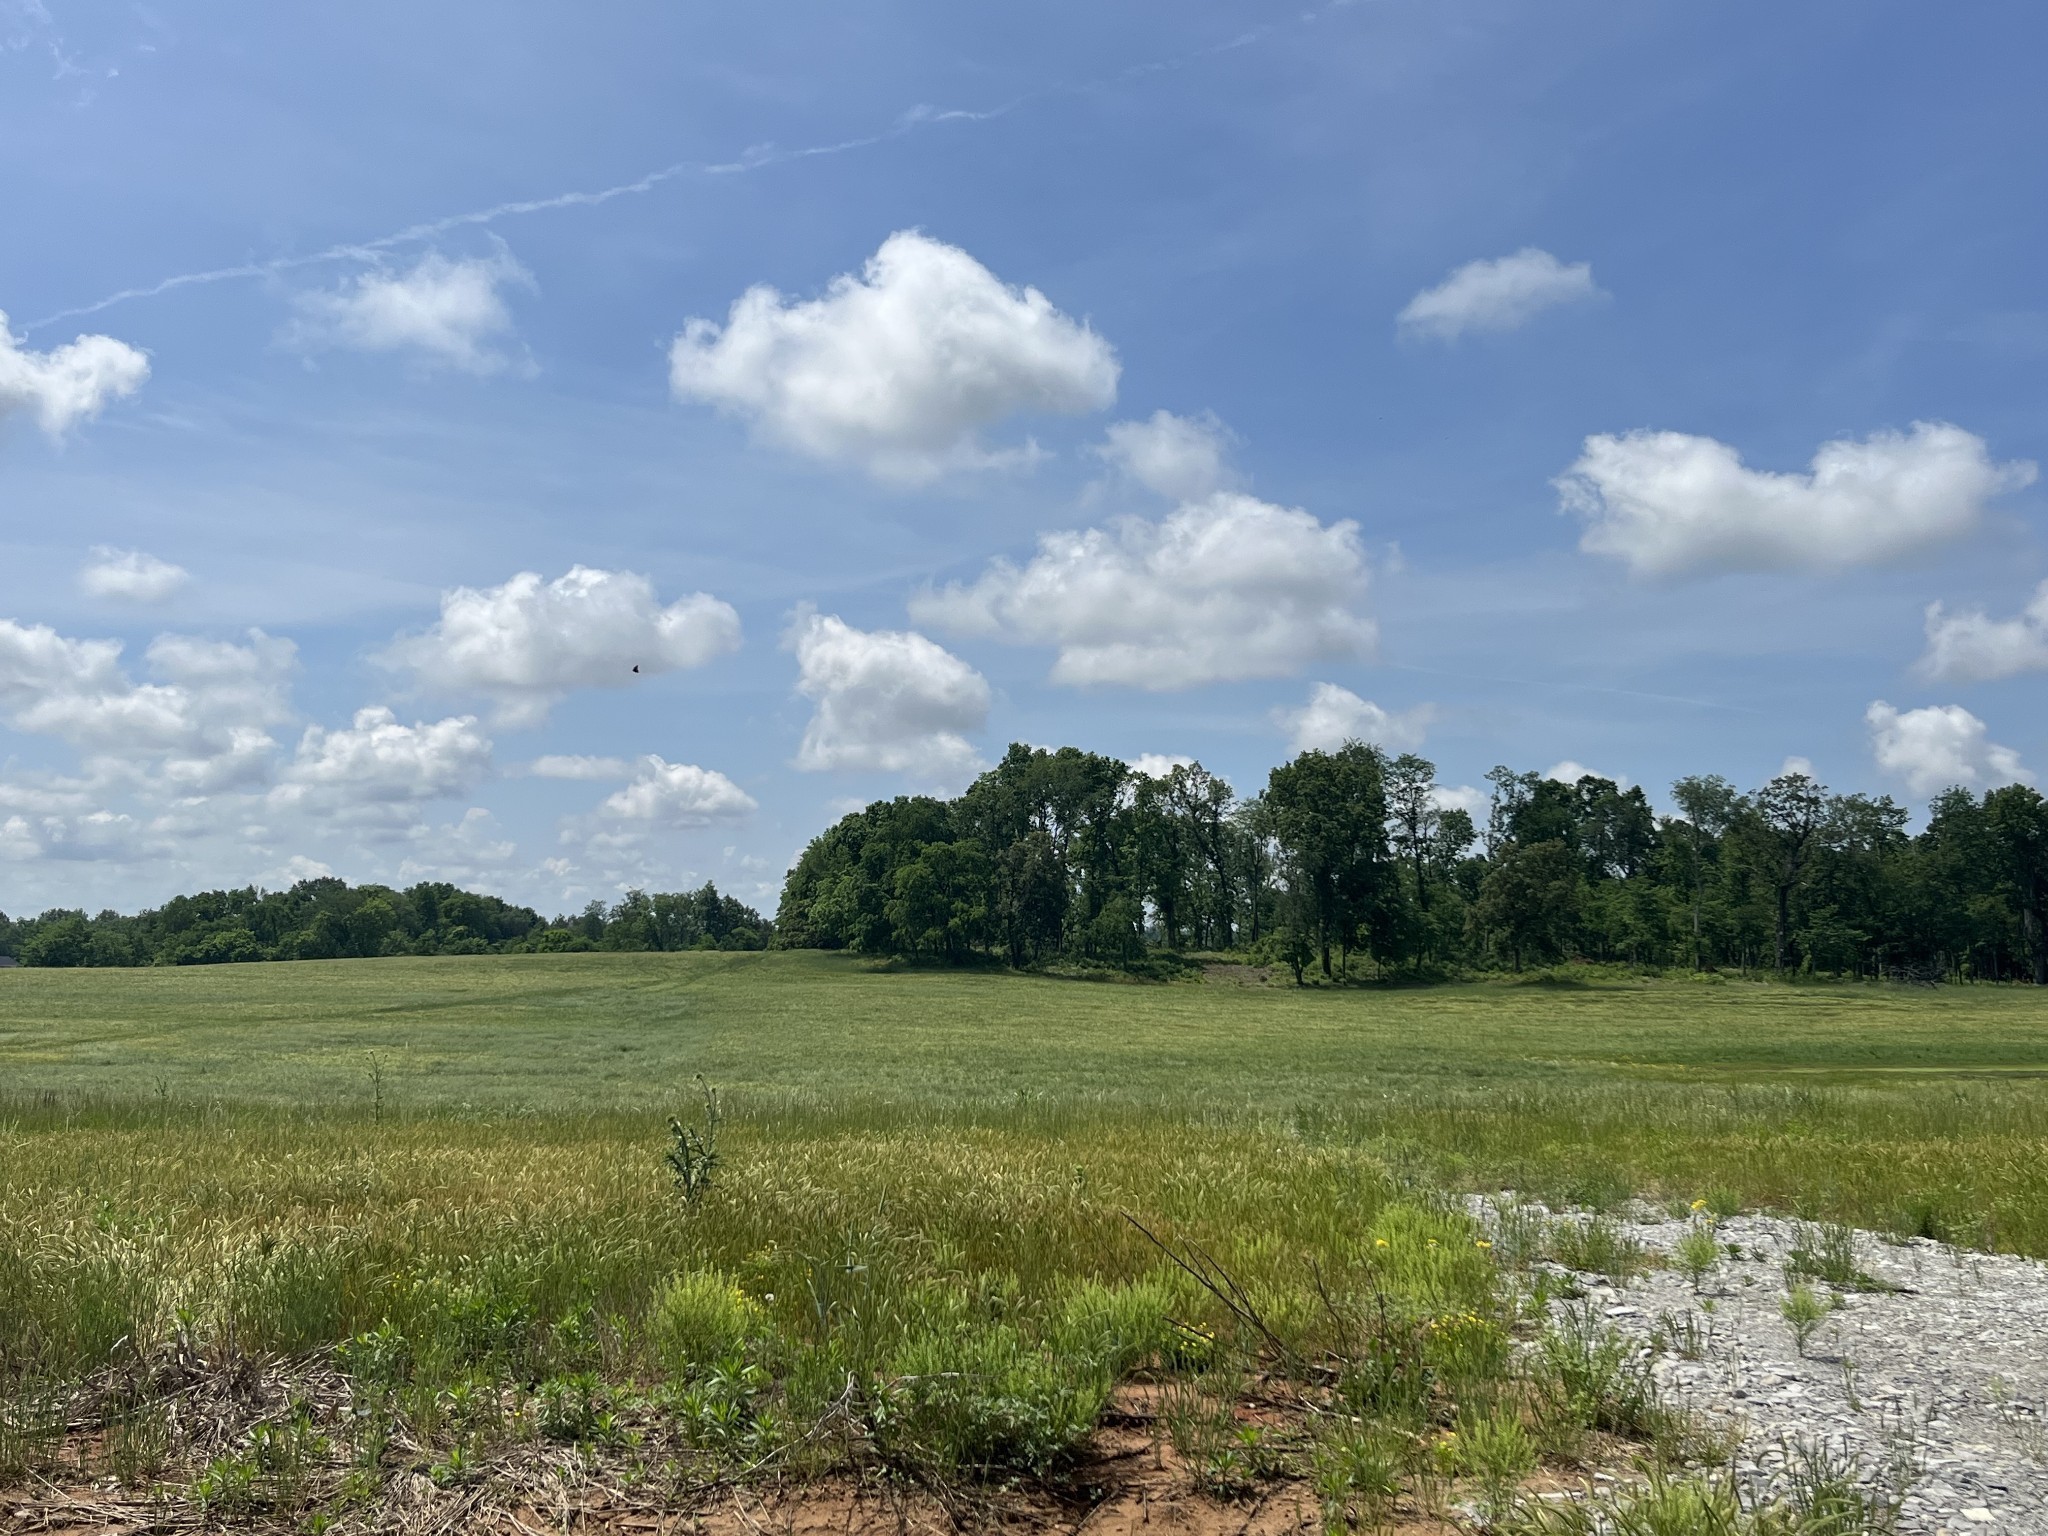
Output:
[{"xmin": 631, "ymin": 665, "xmax": 641, "ymax": 674}]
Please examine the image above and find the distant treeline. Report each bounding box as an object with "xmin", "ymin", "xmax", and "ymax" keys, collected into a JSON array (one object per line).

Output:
[
  {"xmin": 0, "ymin": 878, "xmax": 770, "ymax": 967},
  {"xmin": 777, "ymin": 742, "xmax": 2048, "ymax": 983}
]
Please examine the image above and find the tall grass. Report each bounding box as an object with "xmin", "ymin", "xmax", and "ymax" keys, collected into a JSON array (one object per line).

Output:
[
  {"xmin": 0, "ymin": 1087, "xmax": 1982, "ymax": 1531},
  {"xmin": 0, "ymin": 1097, "xmax": 1454, "ymax": 1384}
]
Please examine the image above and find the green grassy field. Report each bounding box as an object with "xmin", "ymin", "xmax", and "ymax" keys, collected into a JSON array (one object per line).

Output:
[
  {"xmin": 5, "ymin": 952, "xmax": 2046, "ymax": 1249},
  {"xmin": 2, "ymin": 955, "xmax": 2043, "ymax": 1530},
  {"xmin": 6, "ymin": 948, "xmax": 2048, "ymax": 1104}
]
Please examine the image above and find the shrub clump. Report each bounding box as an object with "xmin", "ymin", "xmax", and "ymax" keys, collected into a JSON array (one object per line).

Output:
[
  {"xmin": 869, "ymin": 1319, "xmax": 1110, "ymax": 1477},
  {"xmin": 648, "ymin": 1271, "xmax": 768, "ymax": 1382}
]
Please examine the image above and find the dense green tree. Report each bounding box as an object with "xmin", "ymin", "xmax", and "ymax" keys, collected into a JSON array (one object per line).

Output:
[
  {"xmin": 1668, "ymin": 775, "xmax": 1738, "ymax": 969},
  {"xmin": 1264, "ymin": 742, "xmax": 1395, "ymax": 978},
  {"xmin": 1744, "ymin": 772, "xmax": 1831, "ymax": 973},
  {"xmin": 1985, "ymin": 785, "xmax": 2048, "ymax": 984},
  {"xmin": 1474, "ymin": 839, "xmax": 1583, "ymax": 970}
]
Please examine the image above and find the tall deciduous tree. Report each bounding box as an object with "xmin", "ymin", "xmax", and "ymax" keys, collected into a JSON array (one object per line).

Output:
[
  {"xmin": 1475, "ymin": 839, "xmax": 1583, "ymax": 970},
  {"xmin": 1264, "ymin": 742, "xmax": 1394, "ymax": 979},
  {"xmin": 1669, "ymin": 775, "xmax": 1737, "ymax": 970},
  {"xmin": 1985, "ymin": 785, "xmax": 2048, "ymax": 985},
  {"xmin": 1747, "ymin": 772, "xmax": 1831, "ymax": 973}
]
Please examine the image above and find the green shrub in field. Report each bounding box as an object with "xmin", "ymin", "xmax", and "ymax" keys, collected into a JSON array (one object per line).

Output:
[
  {"xmin": 672, "ymin": 1354, "xmax": 778, "ymax": 1455},
  {"xmin": 401, "ymin": 1264, "xmax": 539, "ymax": 1366},
  {"xmin": 188, "ymin": 1410, "xmax": 327, "ymax": 1517},
  {"xmin": 1363, "ymin": 1202, "xmax": 1497, "ymax": 1308},
  {"xmin": 869, "ymin": 1318, "xmax": 1110, "ymax": 1477},
  {"xmin": 1051, "ymin": 1275, "xmax": 1185, "ymax": 1375},
  {"xmin": 1456, "ymin": 1404, "xmax": 1536, "ymax": 1523},
  {"xmin": 649, "ymin": 1271, "xmax": 769, "ymax": 1382},
  {"xmin": 1529, "ymin": 1305, "xmax": 1659, "ymax": 1453},
  {"xmin": 1309, "ymin": 1414, "xmax": 1402, "ymax": 1529},
  {"xmin": 1423, "ymin": 1307, "xmax": 1512, "ymax": 1409},
  {"xmin": 534, "ymin": 1371, "xmax": 622, "ymax": 1446},
  {"xmin": 1331, "ymin": 1294, "xmax": 1435, "ymax": 1431}
]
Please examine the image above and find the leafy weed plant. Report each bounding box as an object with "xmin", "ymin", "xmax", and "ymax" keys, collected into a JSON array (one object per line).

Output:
[
  {"xmin": 1675, "ymin": 1209, "xmax": 1723, "ymax": 1292},
  {"xmin": 1780, "ymin": 1284, "xmax": 1832, "ymax": 1358}
]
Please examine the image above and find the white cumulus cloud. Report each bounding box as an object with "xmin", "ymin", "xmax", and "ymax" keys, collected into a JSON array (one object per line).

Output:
[
  {"xmin": 79, "ymin": 547, "xmax": 190, "ymax": 603},
  {"xmin": 913, "ymin": 492, "xmax": 1373, "ymax": 690},
  {"xmin": 0, "ymin": 313, "xmax": 149, "ymax": 434},
  {"xmin": 273, "ymin": 707, "xmax": 492, "ymax": 820},
  {"xmin": 1278, "ymin": 683, "xmax": 1432, "ymax": 755},
  {"xmin": 1867, "ymin": 701, "xmax": 2030, "ymax": 796},
  {"xmin": 1432, "ymin": 784, "xmax": 1487, "ymax": 819},
  {"xmin": 0, "ymin": 808, "xmax": 150, "ymax": 864},
  {"xmin": 1129, "ymin": 753, "xmax": 1196, "ymax": 779},
  {"xmin": 0, "ymin": 620, "xmax": 294, "ymax": 790},
  {"xmin": 0, "ymin": 814, "xmax": 40, "ymax": 862},
  {"xmin": 290, "ymin": 249, "xmax": 534, "ymax": 374},
  {"xmin": 1545, "ymin": 760, "xmax": 1629, "ymax": 788},
  {"xmin": 1097, "ymin": 411, "xmax": 1234, "ymax": 501},
  {"xmin": 787, "ymin": 609, "xmax": 989, "ymax": 776},
  {"xmin": 395, "ymin": 808, "xmax": 521, "ymax": 886},
  {"xmin": 669, "ymin": 230, "xmax": 1120, "ymax": 483},
  {"xmin": 597, "ymin": 757, "xmax": 757, "ymax": 826},
  {"xmin": 1397, "ymin": 248, "xmax": 1601, "ymax": 341},
  {"xmin": 1917, "ymin": 580, "xmax": 2048, "ymax": 684},
  {"xmin": 1561, "ymin": 422, "xmax": 2035, "ymax": 579},
  {"xmin": 381, "ymin": 566, "xmax": 741, "ymax": 726}
]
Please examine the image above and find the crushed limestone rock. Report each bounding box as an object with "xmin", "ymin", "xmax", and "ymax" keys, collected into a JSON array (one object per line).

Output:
[{"xmin": 1475, "ymin": 1198, "xmax": 2048, "ymax": 1534}]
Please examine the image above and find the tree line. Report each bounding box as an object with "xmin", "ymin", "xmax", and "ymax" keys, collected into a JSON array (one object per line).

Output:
[
  {"xmin": 775, "ymin": 741, "xmax": 2048, "ymax": 983},
  {"xmin": 0, "ymin": 878, "xmax": 770, "ymax": 967}
]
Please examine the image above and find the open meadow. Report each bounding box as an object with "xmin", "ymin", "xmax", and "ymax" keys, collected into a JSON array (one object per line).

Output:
[{"xmin": 3, "ymin": 955, "xmax": 2046, "ymax": 1532}]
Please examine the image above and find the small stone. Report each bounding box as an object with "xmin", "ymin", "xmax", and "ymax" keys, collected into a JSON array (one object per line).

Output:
[{"xmin": 1960, "ymin": 1511, "xmax": 1995, "ymax": 1524}]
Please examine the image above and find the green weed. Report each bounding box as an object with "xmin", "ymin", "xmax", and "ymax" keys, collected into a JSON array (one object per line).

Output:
[
  {"xmin": 1785, "ymin": 1223, "xmax": 1892, "ymax": 1293},
  {"xmin": 649, "ymin": 1271, "xmax": 768, "ymax": 1382},
  {"xmin": 869, "ymin": 1318, "xmax": 1109, "ymax": 1477},
  {"xmin": 1551, "ymin": 1217, "xmax": 1647, "ymax": 1284},
  {"xmin": 1309, "ymin": 1415, "xmax": 1402, "ymax": 1530},
  {"xmin": 1455, "ymin": 1404, "xmax": 1536, "ymax": 1522},
  {"xmin": 1780, "ymin": 1285, "xmax": 1831, "ymax": 1358}
]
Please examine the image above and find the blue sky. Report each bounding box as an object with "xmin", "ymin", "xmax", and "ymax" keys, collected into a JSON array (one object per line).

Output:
[{"xmin": 2, "ymin": 0, "xmax": 2044, "ymax": 915}]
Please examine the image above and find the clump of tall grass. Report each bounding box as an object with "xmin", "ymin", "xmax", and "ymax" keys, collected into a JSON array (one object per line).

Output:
[
  {"xmin": 1504, "ymin": 1435, "xmax": 1914, "ymax": 1535},
  {"xmin": 1549, "ymin": 1215, "xmax": 1648, "ymax": 1284}
]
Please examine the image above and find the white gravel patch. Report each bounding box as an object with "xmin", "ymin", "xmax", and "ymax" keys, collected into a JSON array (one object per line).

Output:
[{"xmin": 1472, "ymin": 1199, "xmax": 2048, "ymax": 1534}]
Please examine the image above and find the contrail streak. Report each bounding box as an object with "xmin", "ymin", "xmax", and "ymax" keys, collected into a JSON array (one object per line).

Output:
[{"xmin": 25, "ymin": 5, "xmax": 1360, "ymax": 333}]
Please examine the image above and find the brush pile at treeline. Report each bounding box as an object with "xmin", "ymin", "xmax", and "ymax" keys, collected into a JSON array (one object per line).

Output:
[{"xmin": 8, "ymin": 740, "xmax": 2048, "ymax": 980}]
